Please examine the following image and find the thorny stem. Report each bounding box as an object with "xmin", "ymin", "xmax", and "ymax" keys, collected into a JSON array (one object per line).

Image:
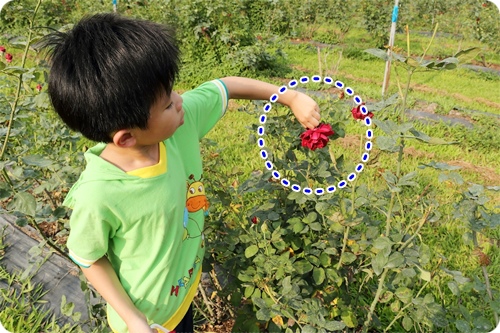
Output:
[
  {"xmin": 262, "ymin": 283, "xmax": 304, "ymax": 330},
  {"xmin": 383, "ymin": 281, "xmax": 430, "ymax": 332},
  {"xmin": 472, "ymin": 230, "xmax": 499, "ymax": 325},
  {"xmin": 0, "ymin": 0, "xmax": 42, "ymax": 160},
  {"xmin": 197, "ymin": 284, "xmax": 215, "ymax": 318},
  {"xmin": 399, "ymin": 207, "xmax": 432, "ymax": 251},
  {"xmin": 363, "ymin": 268, "xmax": 389, "ymax": 333},
  {"xmin": 337, "ymin": 136, "xmax": 361, "ymax": 270},
  {"xmin": 27, "ymin": 216, "xmax": 71, "ymax": 262},
  {"xmin": 385, "ymin": 192, "xmax": 395, "ymax": 236}
]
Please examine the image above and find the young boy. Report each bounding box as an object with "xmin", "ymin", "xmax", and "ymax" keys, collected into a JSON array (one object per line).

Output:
[{"xmin": 43, "ymin": 13, "xmax": 320, "ymax": 333}]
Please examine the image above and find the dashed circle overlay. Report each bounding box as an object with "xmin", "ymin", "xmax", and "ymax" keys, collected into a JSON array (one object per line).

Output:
[{"xmin": 257, "ymin": 75, "xmax": 374, "ymax": 196}]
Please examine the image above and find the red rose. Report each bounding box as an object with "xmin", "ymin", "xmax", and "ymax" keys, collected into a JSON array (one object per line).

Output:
[
  {"xmin": 5, "ymin": 53, "xmax": 12, "ymax": 63},
  {"xmin": 36, "ymin": 84, "xmax": 43, "ymax": 92},
  {"xmin": 0, "ymin": 46, "xmax": 5, "ymax": 54},
  {"xmin": 251, "ymin": 216, "xmax": 258, "ymax": 224},
  {"xmin": 351, "ymin": 103, "xmax": 374, "ymax": 120},
  {"xmin": 300, "ymin": 123, "xmax": 335, "ymax": 151}
]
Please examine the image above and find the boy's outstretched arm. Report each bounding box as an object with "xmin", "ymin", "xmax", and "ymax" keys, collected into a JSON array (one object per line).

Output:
[
  {"xmin": 220, "ymin": 76, "xmax": 321, "ymax": 129},
  {"xmin": 81, "ymin": 257, "xmax": 154, "ymax": 333}
]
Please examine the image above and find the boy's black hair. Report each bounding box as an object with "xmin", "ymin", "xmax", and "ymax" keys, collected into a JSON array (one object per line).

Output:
[{"xmin": 42, "ymin": 13, "xmax": 180, "ymax": 143}]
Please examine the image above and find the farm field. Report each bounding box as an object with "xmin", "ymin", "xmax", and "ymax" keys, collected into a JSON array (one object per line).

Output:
[{"xmin": 0, "ymin": 0, "xmax": 499, "ymax": 332}]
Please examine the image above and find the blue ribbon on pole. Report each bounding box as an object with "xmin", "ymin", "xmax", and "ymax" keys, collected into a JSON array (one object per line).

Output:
[{"xmin": 392, "ymin": 6, "xmax": 399, "ymax": 23}]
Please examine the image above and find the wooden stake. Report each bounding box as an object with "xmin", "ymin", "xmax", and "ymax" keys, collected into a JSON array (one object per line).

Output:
[{"xmin": 382, "ymin": 0, "xmax": 400, "ymax": 98}]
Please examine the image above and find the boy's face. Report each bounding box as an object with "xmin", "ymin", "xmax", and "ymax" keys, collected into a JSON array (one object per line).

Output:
[{"xmin": 133, "ymin": 90, "xmax": 184, "ymax": 145}]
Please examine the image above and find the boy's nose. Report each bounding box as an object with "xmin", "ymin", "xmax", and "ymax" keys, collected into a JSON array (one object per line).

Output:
[{"xmin": 176, "ymin": 95, "xmax": 183, "ymax": 112}]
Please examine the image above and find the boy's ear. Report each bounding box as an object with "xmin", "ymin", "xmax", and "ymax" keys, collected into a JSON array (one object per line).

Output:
[{"xmin": 112, "ymin": 129, "xmax": 137, "ymax": 148}]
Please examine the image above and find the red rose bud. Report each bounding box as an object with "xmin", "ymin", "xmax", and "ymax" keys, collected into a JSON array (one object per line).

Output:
[
  {"xmin": 351, "ymin": 103, "xmax": 374, "ymax": 120},
  {"xmin": 5, "ymin": 53, "xmax": 12, "ymax": 63},
  {"xmin": 36, "ymin": 84, "xmax": 42, "ymax": 92},
  {"xmin": 251, "ymin": 216, "xmax": 258, "ymax": 224},
  {"xmin": 300, "ymin": 123, "xmax": 335, "ymax": 151},
  {"xmin": 0, "ymin": 46, "xmax": 5, "ymax": 54}
]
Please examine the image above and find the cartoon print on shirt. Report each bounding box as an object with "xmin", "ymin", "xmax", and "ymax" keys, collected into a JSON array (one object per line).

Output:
[{"xmin": 183, "ymin": 174, "xmax": 209, "ymax": 242}]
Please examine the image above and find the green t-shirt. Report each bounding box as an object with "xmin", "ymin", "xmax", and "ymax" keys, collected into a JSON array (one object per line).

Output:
[{"xmin": 64, "ymin": 80, "xmax": 228, "ymax": 332}]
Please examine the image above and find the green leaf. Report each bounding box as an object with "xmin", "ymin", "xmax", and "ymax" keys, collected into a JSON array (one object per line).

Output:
[
  {"xmin": 341, "ymin": 310, "xmax": 358, "ymax": 328},
  {"xmin": 377, "ymin": 136, "xmax": 399, "ymax": 152},
  {"xmin": 245, "ymin": 245, "xmax": 259, "ymax": 258},
  {"xmin": 0, "ymin": 62, "xmax": 5, "ymax": 70},
  {"xmin": 447, "ymin": 281, "xmax": 460, "ymax": 296},
  {"xmin": 395, "ymin": 287, "xmax": 413, "ymax": 303},
  {"xmin": 312, "ymin": 267, "xmax": 325, "ymax": 285},
  {"xmin": 372, "ymin": 251, "xmax": 388, "ymax": 276},
  {"xmin": 8, "ymin": 191, "xmax": 36, "ymax": 216},
  {"xmin": 22, "ymin": 155, "xmax": 53, "ymax": 167},
  {"xmin": 302, "ymin": 325, "xmax": 317, "ymax": 333},
  {"xmin": 341, "ymin": 252, "xmax": 357, "ymax": 265},
  {"xmin": 419, "ymin": 268, "xmax": 432, "ymax": 282},
  {"xmin": 406, "ymin": 57, "xmax": 420, "ymax": 68},
  {"xmin": 373, "ymin": 236, "xmax": 394, "ymax": 250},
  {"xmin": 455, "ymin": 320, "xmax": 471, "ymax": 333},
  {"xmin": 295, "ymin": 260, "xmax": 313, "ymax": 274},
  {"xmin": 292, "ymin": 222, "xmax": 304, "ymax": 233},
  {"xmin": 364, "ymin": 48, "xmax": 389, "ymax": 61},
  {"xmin": 303, "ymin": 212, "xmax": 317, "ymax": 224},
  {"xmin": 324, "ymin": 321, "xmax": 346, "ymax": 331},
  {"xmin": 256, "ymin": 307, "xmax": 271, "ymax": 321},
  {"xmin": 386, "ymin": 252, "xmax": 405, "ymax": 269},
  {"xmin": 244, "ymin": 286, "xmax": 255, "ymax": 298},
  {"xmin": 424, "ymin": 161, "xmax": 462, "ymax": 170},
  {"xmin": 402, "ymin": 315, "xmax": 413, "ymax": 331},
  {"xmin": 397, "ymin": 171, "xmax": 418, "ymax": 187},
  {"xmin": 373, "ymin": 119, "xmax": 398, "ymax": 135},
  {"xmin": 309, "ymin": 222, "xmax": 322, "ymax": 231}
]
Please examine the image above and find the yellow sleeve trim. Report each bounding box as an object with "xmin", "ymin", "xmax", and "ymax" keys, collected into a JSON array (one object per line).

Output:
[
  {"xmin": 211, "ymin": 79, "xmax": 228, "ymax": 117},
  {"xmin": 127, "ymin": 142, "xmax": 167, "ymax": 178},
  {"xmin": 68, "ymin": 249, "xmax": 97, "ymax": 268}
]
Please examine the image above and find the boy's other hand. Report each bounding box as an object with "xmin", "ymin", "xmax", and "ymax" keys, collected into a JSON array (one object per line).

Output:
[
  {"xmin": 126, "ymin": 315, "xmax": 155, "ymax": 333},
  {"xmin": 288, "ymin": 90, "xmax": 321, "ymax": 129}
]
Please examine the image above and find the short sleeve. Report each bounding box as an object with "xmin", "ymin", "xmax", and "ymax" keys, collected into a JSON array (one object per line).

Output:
[
  {"xmin": 65, "ymin": 196, "xmax": 117, "ymax": 268},
  {"xmin": 181, "ymin": 80, "xmax": 228, "ymax": 139}
]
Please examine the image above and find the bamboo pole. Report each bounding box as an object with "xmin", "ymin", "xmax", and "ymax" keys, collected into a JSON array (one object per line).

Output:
[{"xmin": 382, "ymin": 0, "xmax": 400, "ymax": 98}]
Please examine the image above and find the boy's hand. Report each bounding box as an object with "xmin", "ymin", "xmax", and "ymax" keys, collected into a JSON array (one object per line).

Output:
[
  {"xmin": 287, "ymin": 90, "xmax": 321, "ymax": 129},
  {"xmin": 126, "ymin": 316, "xmax": 155, "ymax": 333}
]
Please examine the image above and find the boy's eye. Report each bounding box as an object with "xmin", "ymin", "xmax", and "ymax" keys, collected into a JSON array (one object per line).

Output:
[{"xmin": 165, "ymin": 102, "xmax": 174, "ymax": 110}]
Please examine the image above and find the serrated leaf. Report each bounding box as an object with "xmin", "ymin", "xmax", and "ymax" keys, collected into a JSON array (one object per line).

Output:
[
  {"xmin": 22, "ymin": 155, "xmax": 53, "ymax": 167},
  {"xmin": 395, "ymin": 287, "xmax": 413, "ymax": 303},
  {"xmin": 455, "ymin": 320, "xmax": 471, "ymax": 333},
  {"xmin": 386, "ymin": 252, "xmax": 405, "ymax": 269},
  {"xmin": 341, "ymin": 252, "xmax": 357, "ymax": 265},
  {"xmin": 373, "ymin": 119, "xmax": 398, "ymax": 135},
  {"xmin": 364, "ymin": 48, "xmax": 389, "ymax": 61},
  {"xmin": 421, "ymin": 161, "xmax": 461, "ymax": 170},
  {"xmin": 402, "ymin": 315, "xmax": 413, "ymax": 331},
  {"xmin": 372, "ymin": 251, "xmax": 388, "ymax": 276},
  {"xmin": 244, "ymin": 245, "xmax": 259, "ymax": 258},
  {"xmin": 8, "ymin": 191, "xmax": 36, "ymax": 216},
  {"xmin": 377, "ymin": 136, "xmax": 399, "ymax": 152},
  {"xmin": 324, "ymin": 321, "xmax": 346, "ymax": 331},
  {"xmin": 406, "ymin": 57, "xmax": 420, "ymax": 68},
  {"xmin": 341, "ymin": 310, "xmax": 358, "ymax": 328},
  {"xmin": 313, "ymin": 267, "xmax": 325, "ymax": 285}
]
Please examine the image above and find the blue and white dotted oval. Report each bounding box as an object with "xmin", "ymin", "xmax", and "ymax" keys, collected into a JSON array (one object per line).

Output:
[{"xmin": 257, "ymin": 76, "xmax": 374, "ymax": 196}]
